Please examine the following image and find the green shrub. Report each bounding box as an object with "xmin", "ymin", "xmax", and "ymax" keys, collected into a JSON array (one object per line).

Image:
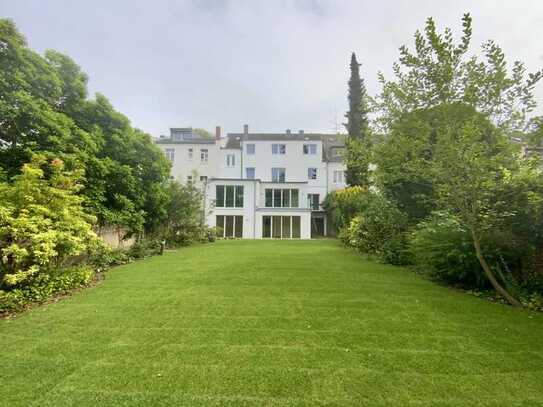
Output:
[
  {"xmin": 88, "ymin": 242, "xmax": 130, "ymax": 270},
  {"xmin": 128, "ymin": 239, "xmax": 162, "ymax": 259},
  {"xmin": 408, "ymin": 213, "xmax": 523, "ymax": 289},
  {"xmin": 323, "ymin": 186, "xmax": 369, "ymax": 232},
  {"xmin": 0, "ymin": 266, "xmax": 95, "ymax": 313},
  {"xmin": 341, "ymin": 193, "xmax": 410, "ymax": 264},
  {"xmin": 0, "ymin": 156, "xmax": 99, "ymax": 289}
]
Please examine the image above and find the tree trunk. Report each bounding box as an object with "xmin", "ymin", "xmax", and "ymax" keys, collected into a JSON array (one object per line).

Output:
[{"xmin": 471, "ymin": 230, "xmax": 522, "ymax": 307}]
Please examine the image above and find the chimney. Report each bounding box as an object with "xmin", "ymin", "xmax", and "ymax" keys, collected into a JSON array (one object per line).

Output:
[
  {"xmin": 243, "ymin": 124, "xmax": 249, "ymax": 136},
  {"xmin": 298, "ymin": 130, "xmax": 304, "ymax": 135},
  {"xmin": 286, "ymin": 129, "xmax": 291, "ymax": 136},
  {"xmin": 215, "ymin": 126, "xmax": 221, "ymax": 140}
]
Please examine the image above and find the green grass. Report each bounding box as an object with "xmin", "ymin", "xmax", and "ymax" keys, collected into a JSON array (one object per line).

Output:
[{"xmin": 1, "ymin": 240, "xmax": 543, "ymax": 406}]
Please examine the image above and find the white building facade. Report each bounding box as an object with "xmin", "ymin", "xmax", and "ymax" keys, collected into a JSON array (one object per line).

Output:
[{"xmin": 157, "ymin": 126, "xmax": 347, "ymax": 239}]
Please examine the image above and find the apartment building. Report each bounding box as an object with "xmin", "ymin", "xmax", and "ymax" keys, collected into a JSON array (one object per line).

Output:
[{"xmin": 157, "ymin": 125, "xmax": 348, "ymax": 239}]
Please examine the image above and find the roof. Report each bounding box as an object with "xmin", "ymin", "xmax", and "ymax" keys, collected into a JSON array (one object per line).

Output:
[
  {"xmin": 156, "ymin": 138, "xmax": 216, "ymax": 145},
  {"xmin": 322, "ymin": 134, "xmax": 347, "ymax": 162},
  {"xmin": 225, "ymin": 132, "xmax": 345, "ymax": 148}
]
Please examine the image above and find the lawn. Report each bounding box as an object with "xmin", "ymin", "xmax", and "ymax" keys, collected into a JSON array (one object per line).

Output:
[{"xmin": 1, "ymin": 240, "xmax": 543, "ymax": 406}]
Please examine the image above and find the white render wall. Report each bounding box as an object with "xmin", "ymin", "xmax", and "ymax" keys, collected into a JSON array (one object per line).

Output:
[
  {"xmin": 160, "ymin": 142, "xmax": 220, "ymax": 184},
  {"xmin": 159, "ymin": 133, "xmax": 347, "ymax": 239}
]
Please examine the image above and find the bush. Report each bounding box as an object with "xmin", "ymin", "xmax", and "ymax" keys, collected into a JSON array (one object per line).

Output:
[
  {"xmin": 0, "ymin": 266, "xmax": 95, "ymax": 313},
  {"xmin": 408, "ymin": 212, "xmax": 485, "ymax": 287},
  {"xmin": 408, "ymin": 212, "xmax": 530, "ymax": 291},
  {"xmin": 0, "ymin": 156, "xmax": 99, "ymax": 289},
  {"xmin": 128, "ymin": 239, "xmax": 162, "ymax": 259},
  {"xmin": 341, "ymin": 193, "xmax": 410, "ymax": 264},
  {"xmin": 88, "ymin": 241, "xmax": 130, "ymax": 270},
  {"xmin": 323, "ymin": 186, "xmax": 369, "ymax": 233}
]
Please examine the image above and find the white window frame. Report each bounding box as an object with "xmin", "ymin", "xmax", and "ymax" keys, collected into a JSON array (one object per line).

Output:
[
  {"xmin": 272, "ymin": 144, "xmax": 286, "ymax": 155},
  {"xmin": 333, "ymin": 170, "xmax": 344, "ymax": 184},
  {"xmin": 303, "ymin": 144, "xmax": 317, "ymax": 155},
  {"xmin": 308, "ymin": 167, "xmax": 317, "ymax": 180},
  {"xmin": 246, "ymin": 144, "xmax": 255, "ymax": 155},
  {"xmin": 165, "ymin": 148, "xmax": 175, "ymax": 162},
  {"xmin": 200, "ymin": 176, "xmax": 208, "ymax": 183},
  {"xmin": 200, "ymin": 148, "xmax": 208, "ymax": 162},
  {"xmin": 226, "ymin": 154, "xmax": 236, "ymax": 167},
  {"xmin": 271, "ymin": 167, "xmax": 286, "ymax": 182},
  {"xmin": 187, "ymin": 175, "xmax": 193, "ymax": 184},
  {"xmin": 188, "ymin": 148, "xmax": 193, "ymax": 160},
  {"xmin": 246, "ymin": 167, "xmax": 255, "ymax": 179}
]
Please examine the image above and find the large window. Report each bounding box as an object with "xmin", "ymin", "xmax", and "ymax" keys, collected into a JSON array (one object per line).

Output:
[
  {"xmin": 200, "ymin": 148, "xmax": 208, "ymax": 162},
  {"xmin": 271, "ymin": 168, "xmax": 286, "ymax": 182},
  {"xmin": 303, "ymin": 144, "xmax": 317, "ymax": 155},
  {"xmin": 216, "ymin": 215, "xmax": 243, "ymax": 238},
  {"xmin": 262, "ymin": 216, "xmax": 301, "ymax": 239},
  {"xmin": 165, "ymin": 148, "xmax": 175, "ymax": 162},
  {"xmin": 308, "ymin": 167, "xmax": 317, "ymax": 180},
  {"xmin": 265, "ymin": 189, "xmax": 299, "ymax": 208},
  {"xmin": 216, "ymin": 185, "xmax": 244, "ymax": 207},
  {"xmin": 246, "ymin": 144, "xmax": 255, "ymax": 154},
  {"xmin": 246, "ymin": 167, "xmax": 255, "ymax": 179},
  {"xmin": 272, "ymin": 144, "xmax": 286, "ymax": 154}
]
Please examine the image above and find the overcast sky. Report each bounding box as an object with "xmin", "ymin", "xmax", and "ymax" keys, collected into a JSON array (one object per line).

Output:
[{"xmin": 1, "ymin": 0, "xmax": 542, "ymax": 136}]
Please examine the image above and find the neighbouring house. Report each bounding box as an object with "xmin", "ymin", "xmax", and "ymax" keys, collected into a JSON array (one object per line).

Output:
[{"xmin": 156, "ymin": 125, "xmax": 348, "ymax": 239}]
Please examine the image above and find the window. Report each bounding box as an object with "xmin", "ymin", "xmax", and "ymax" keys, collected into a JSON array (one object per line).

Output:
[
  {"xmin": 246, "ymin": 144, "xmax": 255, "ymax": 154},
  {"xmin": 273, "ymin": 189, "xmax": 282, "ymax": 207},
  {"xmin": 264, "ymin": 189, "xmax": 299, "ymax": 208},
  {"xmin": 272, "ymin": 144, "xmax": 286, "ymax": 154},
  {"xmin": 246, "ymin": 167, "xmax": 255, "ymax": 179},
  {"xmin": 333, "ymin": 170, "xmax": 344, "ymax": 184},
  {"xmin": 200, "ymin": 148, "xmax": 208, "ymax": 162},
  {"xmin": 308, "ymin": 167, "xmax": 317, "ymax": 180},
  {"xmin": 188, "ymin": 148, "xmax": 193, "ymax": 160},
  {"xmin": 226, "ymin": 154, "xmax": 236, "ymax": 167},
  {"xmin": 262, "ymin": 216, "xmax": 301, "ymax": 239},
  {"xmin": 165, "ymin": 148, "xmax": 175, "ymax": 162},
  {"xmin": 200, "ymin": 176, "xmax": 208, "ymax": 183},
  {"xmin": 216, "ymin": 215, "xmax": 243, "ymax": 238},
  {"xmin": 215, "ymin": 185, "xmax": 244, "ymax": 208},
  {"xmin": 265, "ymin": 189, "xmax": 273, "ymax": 207},
  {"xmin": 187, "ymin": 175, "xmax": 193, "ymax": 184},
  {"xmin": 303, "ymin": 144, "xmax": 317, "ymax": 155},
  {"xmin": 271, "ymin": 168, "xmax": 286, "ymax": 182},
  {"xmin": 308, "ymin": 193, "xmax": 320, "ymax": 210}
]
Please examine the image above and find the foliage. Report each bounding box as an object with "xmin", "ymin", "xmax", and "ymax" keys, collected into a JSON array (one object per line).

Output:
[
  {"xmin": 0, "ymin": 19, "xmax": 171, "ymax": 235},
  {"xmin": 0, "ymin": 156, "xmax": 98, "ymax": 289},
  {"xmin": 193, "ymin": 128, "xmax": 213, "ymax": 139},
  {"xmin": 128, "ymin": 239, "xmax": 162, "ymax": 259},
  {"xmin": 375, "ymin": 13, "xmax": 543, "ymax": 135},
  {"xmin": 0, "ymin": 265, "xmax": 94, "ymax": 313},
  {"xmin": 340, "ymin": 193, "xmax": 410, "ymax": 264},
  {"xmin": 323, "ymin": 186, "xmax": 368, "ymax": 232},
  {"xmin": 158, "ymin": 180, "xmax": 205, "ymax": 247},
  {"xmin": 344, "ymin": 52, "xmax": 371, "ymax": 186},
  {"xmin": 409, "ymin": 212, "xmax": 492, "ymax": 287}
]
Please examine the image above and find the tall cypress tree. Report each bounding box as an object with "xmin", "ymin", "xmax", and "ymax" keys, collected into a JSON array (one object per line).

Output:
[
  {"xmin": 344, "ymin": 52, "xmax": 368, "ymax": 139},
  {"xmin": 344, "ymin": 53, "xmax": 370, "ymax": 186}
]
